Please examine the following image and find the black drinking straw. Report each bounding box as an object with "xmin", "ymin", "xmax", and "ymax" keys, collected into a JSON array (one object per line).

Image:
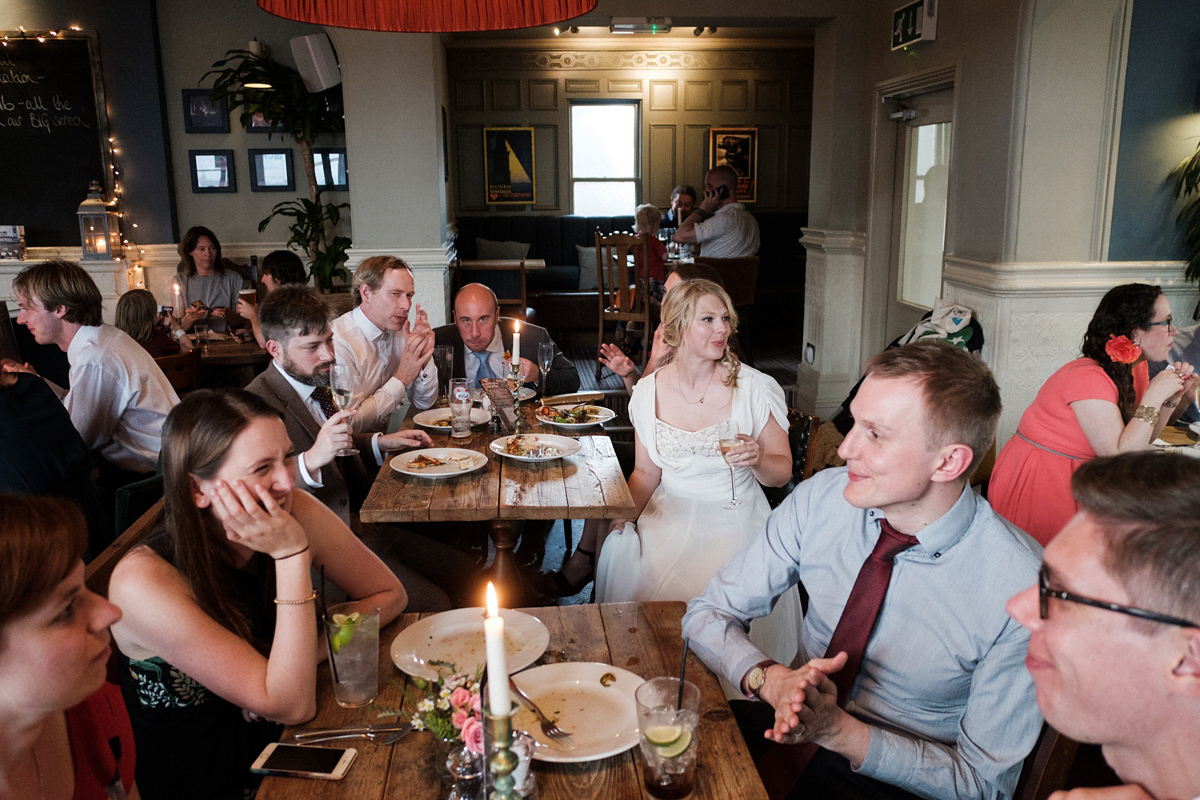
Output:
[
  {"xmin": 677, "ymin": 638, "xmax": 689, "ymax": 710},
  {"xmin": 319, "ymin": 565, "xmax": 340, "ymax": 684}
]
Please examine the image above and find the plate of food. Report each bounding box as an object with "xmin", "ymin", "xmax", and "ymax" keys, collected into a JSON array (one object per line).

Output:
[
  {"xmin": 511, "ymin": 662, "xmax": 643, "ymax": 763},
  {"xmin": 390, "ymin": 448, "xmax": 488, "ymax": 477},
  {"xmin": 413, "ymin": 408, "xmax": 491, "ymax": 432},
  {"xmin": 390, "ymin": 607, "xmax": 549, "ymax": 680},
  {"xmin": 489, "ymin": 434, "xmax": 581, "ymax": 462},
  {"xmin": 535, "ymin": 404, "xmax": 617, "ymax": 428}
]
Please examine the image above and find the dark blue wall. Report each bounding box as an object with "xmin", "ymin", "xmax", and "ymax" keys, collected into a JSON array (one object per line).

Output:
[{"xmin": 1108, "ymin": 0, "xmax": 1200, "ymax": 261}]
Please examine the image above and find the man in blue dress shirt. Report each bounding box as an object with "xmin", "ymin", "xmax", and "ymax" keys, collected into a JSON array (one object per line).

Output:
[{"xmin": 684, "ymin": 341, "xmax": 1044, "ymax": 800}]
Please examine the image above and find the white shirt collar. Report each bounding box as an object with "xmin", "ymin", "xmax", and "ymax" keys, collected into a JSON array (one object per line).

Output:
[{"xmin": 350, "ymin": 305, "xmax": 389, "ymax": 342}]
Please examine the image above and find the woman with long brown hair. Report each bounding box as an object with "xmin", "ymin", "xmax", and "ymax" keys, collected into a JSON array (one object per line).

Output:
[
  {"xmin": 990, "ymin": 283, "xmax": 1196, "ymax": 545},
  {"xmin": 108, "ymin": 389, "xmax": 406, "ymax": 799},
  {"xmin": 175, "ymin": 226, "xmax": 243, "ymax": 333},
  {"xmin": 114, "ymin": 289, "xmax": 192, "ymax": 358}
]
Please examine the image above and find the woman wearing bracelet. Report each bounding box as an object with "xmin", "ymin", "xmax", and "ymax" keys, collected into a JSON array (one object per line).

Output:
[
  {"xmin": 990, "ymin": 283, "xmax": 1196, "ymax": 546},
  {"xmin": 108, "ymin": 389, "xmax": 406, "ymax": 800}
]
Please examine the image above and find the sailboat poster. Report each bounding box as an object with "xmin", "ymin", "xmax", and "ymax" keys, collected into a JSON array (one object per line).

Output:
[{"xmin": 484, "ymin": 127, "xmax": 536, "ymax": 204}]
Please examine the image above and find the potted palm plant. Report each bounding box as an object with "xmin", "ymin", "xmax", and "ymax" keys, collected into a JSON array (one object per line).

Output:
[
  {"xmin": 202, "ymin": 49, "xmax": 351, "ymax": 291},
  {"xmin": 1173, "ymin": 142, "xmax": 1200, "ymax": 281}
]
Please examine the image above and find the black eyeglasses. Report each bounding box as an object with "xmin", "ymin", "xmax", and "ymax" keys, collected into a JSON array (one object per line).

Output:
[
  {"xmin": 1039, "ymin": 565, "xmax": 1198, "ymax": 628},
  {"xmin": 1147, "ymin": 315, "xmax": 1174, "ymax": 328}
]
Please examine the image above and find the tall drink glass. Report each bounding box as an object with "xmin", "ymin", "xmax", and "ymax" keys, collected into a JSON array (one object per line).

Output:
[
  {"xmin": 716, "ymin": 419, "xmax": 743, "ymax": 509},
  {"xmin": 324, "ymin": 600, "xmax": 380, "ymax": 708},
  {"xmin": 449, "ymin": 378, "xmax": 472, "ymax": 438},
  {"xmin": 434, "ymin": 345, "xmax": 454, "ymax": 406},
  {"xmin": 329, "ymin": 364, "xmax": 360, "ymax": 456},
  {"xmin": 636, "ymin": 677, "xmax": 701, "ymax": 800},
  {"xmin": 537, "ymin": 343, "xmax": 555, "ymax": 398}
]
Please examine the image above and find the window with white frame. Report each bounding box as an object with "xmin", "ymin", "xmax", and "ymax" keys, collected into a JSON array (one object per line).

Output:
[{"xmin": 570, "ymin": 102, "xmax": 638, "ymax": 216}]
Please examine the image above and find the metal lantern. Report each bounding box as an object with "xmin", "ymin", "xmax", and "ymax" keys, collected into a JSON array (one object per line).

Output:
[{"xmin": 77, "ymin": 180, "xmax": 122, "ymax": 260}]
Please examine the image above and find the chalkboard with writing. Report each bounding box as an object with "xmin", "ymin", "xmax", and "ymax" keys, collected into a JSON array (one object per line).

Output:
[{"xmin": 0, "ymin": 33, "xmax": 111, "ymax": 246}]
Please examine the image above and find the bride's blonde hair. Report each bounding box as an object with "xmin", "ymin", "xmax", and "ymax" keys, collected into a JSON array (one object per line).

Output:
[{"xmin": 661, "ymin": 278, "xmax": 740, "ymax": 388}]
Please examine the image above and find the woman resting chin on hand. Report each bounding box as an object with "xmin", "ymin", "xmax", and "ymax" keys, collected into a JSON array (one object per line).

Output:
[{"xmin": 108, "ymin": 389, "xmax": 406, "ymax": 800}]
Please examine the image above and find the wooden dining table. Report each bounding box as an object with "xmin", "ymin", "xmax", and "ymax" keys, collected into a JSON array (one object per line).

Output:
[
  {"xmin": 198, "ymin": 334, "xmax": 270, "ymax": 387},
  {"xmin": 360, "ymin": 402, "xmax": 635, "ymax": 605},
  {"xmin": 257, "ymin": 601, "xmax": 767, "ymax": 800}
]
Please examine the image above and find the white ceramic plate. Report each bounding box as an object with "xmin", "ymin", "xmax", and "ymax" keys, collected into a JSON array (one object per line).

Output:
[
  {"xmin": 390, "ymin": 607, "xmax": 549, "ymax": 680},
  {"xmin": 489, "ymin": 434, "xmax": 582, "ymax": 462},
  {"xmin": 413, "ymin": 408, "xmax": 491, "ymax": 432},
  {"xmin": 535, "ymin": 404, "xmax": 618, "ymax": 429},
  {"xmin": 517, "ymin": 387, "xmax": 537, "ymax": 403},
  {"xmin": 511, "ymin": 662, "xmax": 643, "ymax": 763},
  {"xmin": 1153, "ymin": 443, "xmax": 1200, "ymax": 458},
  {"xmin": 1189, "ymin": 421, "xmax": 1200, "ymax": 437},
  {"xmin": 390, "ymin": 448, "xmax": 488, "ymax": 478}
]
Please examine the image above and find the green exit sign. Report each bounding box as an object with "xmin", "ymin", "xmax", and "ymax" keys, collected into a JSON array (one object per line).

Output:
[{"xmin": 892, "ymin": 0, "xmax": 938, "ymax": 50}]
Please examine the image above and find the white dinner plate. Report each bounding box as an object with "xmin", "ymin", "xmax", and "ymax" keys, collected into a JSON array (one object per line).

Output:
[
  {"xmin": 1189, "ymin": 421, "xmax": 1200, "ymax": 437},
  {"xmin": 517, "ymin": 387, "xmax": 537, "ymax": 403},
  {"xmin": 535, "ymin": 404, "xmax": 617, "ymax": 429},
  {"xmin": 1153, "ymin": 442, "xmax": 1200, "ymax": 458},
  {"xmin": 489, "ymin": 434, "xmax": 582, "ymax": 462},
  {"xmin": 511, "ymin": 663, "xmax": 643, "ymax": 763},
  {"xmin": 390, "ymin": 448, "xmax": 488, "ymax": 478},
  {"xmin": 390, "ymin": 607, "xmax": 549, "ymax": 680},
  {"xmin": 413, "ymin": 408, "xmax": 491, "ymax": 432}
]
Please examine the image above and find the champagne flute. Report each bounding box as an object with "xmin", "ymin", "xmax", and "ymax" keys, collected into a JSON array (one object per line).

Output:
[
  {"xmin": 716, "ymin": 419, "xmax": 744, "ymax": 509},
  {"xmin": 329, "ymin": 364, "xmax": 360, "ymax": 456},
  {"xmin": 538, "ymin": 343, "xmax": 555, "ymax": 399}
]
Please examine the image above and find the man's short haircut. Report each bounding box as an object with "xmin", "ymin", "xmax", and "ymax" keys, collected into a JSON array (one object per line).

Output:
[
  {"xmin": 671, "ymin": 185, "xmax": 697, "ymax": 202},
  {"xmin": 635, "ymin": 204, "xmax": 661, "ymax": 235},
  {"xmin": 454, "ymin": 283, "xmax": 499, "ymax": 316},
  {"xmin": 351, "ymin": 256, "xmax": 411, "ymax": 307},
  {"xmin": 261, "ymin": 250, "xmax": 308, "ymax": 286},
  {"xmin": 258, "ymin": 286, "xmax": 331, "ymax": 346},
  {"xmin": 13, "ymin": 259, "xmax": 102, "ymax": 326},
  {"xmin": 1072, "ymin": 452, "xmax": 1200, "ymax": 626},
  {"xmin": 707, "ymin": 165, "xmax": 739, "ymax": 192},
  {"xmin": 865, "ymin": 341, "xmax": 1001, "ymax": 472}
]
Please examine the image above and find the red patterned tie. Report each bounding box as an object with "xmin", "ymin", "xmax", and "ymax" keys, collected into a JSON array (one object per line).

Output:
[
  {"xmin": 757, "ymin": 518, "xmax": 920, "ymax": 800},
  {"xmin": 311, "ymin": 385, "xmax": 340, "ymax": 421}
]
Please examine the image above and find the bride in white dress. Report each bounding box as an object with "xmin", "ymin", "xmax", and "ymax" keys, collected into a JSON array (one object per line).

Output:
[{"xmin": 595, "ymin": 279, "xmax": 801, "ymax": 677}]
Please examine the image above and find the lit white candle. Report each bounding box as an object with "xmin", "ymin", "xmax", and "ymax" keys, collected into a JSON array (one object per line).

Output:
[
  {"xmin": 511, "ymin": 321, "xmax": 521, "ymax": 374},
  {"xmin": 484, "ymin": 582, "xmax": 510, "ymax": 715},
  {"xmin": 172, "ymin": 278, "xmax": 183, "ymax": 316}
]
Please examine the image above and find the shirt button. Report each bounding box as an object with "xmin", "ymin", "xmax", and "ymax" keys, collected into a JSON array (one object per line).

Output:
[{"xmin": 933, "ymin": 552, "xmax": 941, "ymax": 558}]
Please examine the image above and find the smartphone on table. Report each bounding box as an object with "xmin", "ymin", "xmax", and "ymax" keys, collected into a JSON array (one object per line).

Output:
[{"xmin": 250, "ymin": 743, "xmax": 357, "ymax": 780}]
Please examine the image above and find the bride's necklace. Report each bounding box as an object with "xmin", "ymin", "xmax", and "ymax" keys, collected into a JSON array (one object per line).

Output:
[
  {"xmin": 31, "ymin": 748, "xmax": 44, "ymax": 800},
  {"xmin": 677, "ymin": 368, "xmax": 715, "ymax": 405}
]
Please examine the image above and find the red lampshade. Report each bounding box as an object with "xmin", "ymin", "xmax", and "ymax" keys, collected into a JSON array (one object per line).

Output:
[{"xmin": 256, "ymin": 0, "xmax": 596, "ymax": 32}]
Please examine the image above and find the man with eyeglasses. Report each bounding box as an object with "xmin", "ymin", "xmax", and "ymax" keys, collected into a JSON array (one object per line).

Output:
[{"xmin": 1007, "ymin": 451, "xmax": 1200, "ymax": 800}]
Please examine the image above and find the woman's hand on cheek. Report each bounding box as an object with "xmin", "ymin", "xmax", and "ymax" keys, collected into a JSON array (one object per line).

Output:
[{"xmin": 210, "ymin": 479, "xmax": 306, "ymax": 558}]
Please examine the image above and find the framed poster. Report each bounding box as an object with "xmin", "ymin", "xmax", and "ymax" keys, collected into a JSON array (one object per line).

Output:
[
  {"xmin": 189, "ymin": 150, "xmax": 236, "ymax": 193},
  {"xmin": 244, "ymin": 111, "xmax": 274, "ymax": 134},
  {"xmin": 709, "ymin": 127, "xmax": 757, "ymax": 203},
  {"xmin": 182, "ymin": 89, "xmax": 229, "ymax": 134},
  {"xmin": 248, "ymin": 148, "xmax": 294, "ymax": 192},
  {"xmin": 313, "ymin": 148, "xmax": 349, "ymax": 190},
  {"xmin": 484, "ymin": 127, "xmax": 536, "ymax": 204}
]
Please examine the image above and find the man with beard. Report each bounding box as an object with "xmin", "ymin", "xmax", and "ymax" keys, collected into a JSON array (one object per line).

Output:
[{"xmin": 247, "ymin": 287, "xmax": 464, "ymax": 609}]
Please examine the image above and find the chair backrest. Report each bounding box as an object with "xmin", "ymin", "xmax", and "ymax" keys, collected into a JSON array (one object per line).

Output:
[
  {"xmin": 764, "ymin": 409, "xmax": 821, "ymax": 508},
  {"xmin": 85, "ymin": 498, "xmax": 162, "ymax": 598},
  {"xmin": 694, "ymin": 256, "xmax": 760, "ymax": 307},
  {"xmin": 594, "ymin": 232, "xmax": 650, "ymax": 323},
  {"xmin": 1013, "ymin": 725, "xmax": 1082, "ymax": 800},
  {"xmin": 455, "ymin": 258, "xmax": 529, "ymax": 320},
  {"xmin": 0, "ymin": 301, "xmax": 20, "ymax": 362},
  {"xmin": 155, "ymin": 349, "xmax": 200, "ymax": 393}
]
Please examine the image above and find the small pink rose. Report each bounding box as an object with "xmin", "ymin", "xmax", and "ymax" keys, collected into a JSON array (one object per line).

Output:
[
  {"xmin": 451, "ymin": 709, "xmax": 468, "ymax": 729},
  {"xmin": 461, "ymin": 715, "xmax": 484, "ymax": 755},
  {"xmin": 470, "ymin": 693, "xmax": 482, "ymax": 714},
  {"xmin": 450, "ymin": 687, "xmax": 472, "ymax": 710}
]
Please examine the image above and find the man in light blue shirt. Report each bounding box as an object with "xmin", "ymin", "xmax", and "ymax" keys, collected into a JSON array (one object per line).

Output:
[{"xmin": 684, "ymin": 341, "xmax": 1044, "ymax": 800}]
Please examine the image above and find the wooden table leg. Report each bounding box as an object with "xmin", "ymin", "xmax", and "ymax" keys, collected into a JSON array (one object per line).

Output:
[{"xmin": 483, "ymin": 519, "xmax": 540, "ymax": 607}]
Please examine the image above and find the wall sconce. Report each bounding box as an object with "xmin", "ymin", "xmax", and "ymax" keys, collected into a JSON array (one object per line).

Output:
[{"xmin": 77, "ymin": 180, "xmax": 122, "ymax": 261}]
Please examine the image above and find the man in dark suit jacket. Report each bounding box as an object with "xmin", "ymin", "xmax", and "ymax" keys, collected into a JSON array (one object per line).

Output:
[
  {"xmin": 246, "ymin": 286, "xmax": 472, "ymax": 609},
  {"xmin": 434, "ymin": 283, "xmax": 580, "ymax": 396}
]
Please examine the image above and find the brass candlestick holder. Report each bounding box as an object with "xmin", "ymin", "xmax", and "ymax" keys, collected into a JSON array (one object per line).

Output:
[
  {"xmin": 485, "ymin": 705, "xmax": 520, "ymax": 800},
  {"xmin": 507, "ymin": 365, "xmax": 522, "ymax": 434}
]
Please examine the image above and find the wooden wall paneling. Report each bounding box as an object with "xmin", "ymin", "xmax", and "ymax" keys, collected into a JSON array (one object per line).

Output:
[
  {"xmin": 608, "ymin": 79, "xmax": 642, "ymax": 93},
  {"xmin": 787, "ymin": 123, "xmax": 812, "ymax": 210},
  {"xmin": 649, "ymin": 80, "xmax": 678, "ymax": 111},
  {"xmin": 456, "ymin": 125, "xmax": 487, "ymax": 211},
  {"xmin": 533, "ymin": 124, "xmax": 560, "ymax": 210},
  {"xmin": 565, "ymin": 79, "xmax": 600, "ymax": 93},
  {"xmin": 684, "ymin": 81, "xmax": 713, "ymax": 111},
  {"xmin": 720, "ymin": 80, "xmax": 749, "ymax": 111},
  {"xmin": 456, "ymin": 80, "xmax": 485, "ymax": 111},
  {"xmin": 685, "ymin": 124, "xmax": 710, "ymax": 185},
  {"xmin": 755, "ymin": 124, "xmax": 780, "ymax": 207},
  {"xmin": 648, "ymin": 124, "xmax": 678, "ymax": 208},
  {"xmin": 492, "ymin": 79, "xmax": 522, "ymax": 111},
  {"xmin": 755, "ymin": 80, "xmax": 783, "ymax": 112},
  {"xmin": 530, "ymin": 79, "xmax": 558, "ymax": 111}
]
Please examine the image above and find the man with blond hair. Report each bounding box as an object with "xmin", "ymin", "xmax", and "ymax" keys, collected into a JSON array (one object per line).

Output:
[{"xmin": 331, "ymin": 256, "xmax": 438, "ymax": 432}]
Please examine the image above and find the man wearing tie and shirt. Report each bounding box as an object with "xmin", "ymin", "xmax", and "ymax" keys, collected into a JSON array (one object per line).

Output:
[{"xmin": 433, "ymin": 283, "xmax": 579, "ymax": 396}]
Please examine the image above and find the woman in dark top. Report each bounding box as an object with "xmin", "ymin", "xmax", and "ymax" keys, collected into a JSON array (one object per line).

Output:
[
  {"xmin": 115, "ymin": 289, "xmax": 192, "ymax": 358},
  {"xmin": 107, "ymin": 389, "xmax": 407, "ymax": 799}
]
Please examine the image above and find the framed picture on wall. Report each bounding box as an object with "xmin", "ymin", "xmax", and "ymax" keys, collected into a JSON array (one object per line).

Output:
[
  {"xmin": 188, "ymin": 149, "xmax": 236, "ymax": 193},
  {"xmin": 244, "ymin": 111, "xmax": 274, "ymax": 134},
  {"xmin": 484, "ymin": 127, "xmax": 536, "ymax": 204},
  {"xmin": 182, "ymin": 89, "xmax": 230, "ymax": 134},
  {"xmin": 313, "ymin": 148, "xmax": 348, "ymax": 190},
  {"xmin": 248, "ymin": 148, "xmax": 294, "ymax": 192},
  {"xmin": 709, "ymin": 127, "xmax": 757, "ymax": 203}
]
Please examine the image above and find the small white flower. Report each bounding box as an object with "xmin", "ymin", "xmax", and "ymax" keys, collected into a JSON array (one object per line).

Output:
[
  {"xmin": 435, "ymin": 697, "xmax": 450, "ymax": 711},
  {"xmin": 411, "ymin": 718, "xmax": 426, "ymax": 731},
  {"xmin": 417, "ymin": 698, "xmax": 434, "ymax": 713}
]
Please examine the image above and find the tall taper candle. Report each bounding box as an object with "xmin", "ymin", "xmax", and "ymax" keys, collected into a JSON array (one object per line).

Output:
[
  {"xmin": 172, "ymin": 278, "xmax": 183, "ymax": 317},
  {"xmin": 484, "ymin": 583, "xmax": 511, "ymax": 715},
  {"xmin": 511, "ymin": 321, "xmax": 521, "ymax": 373}
]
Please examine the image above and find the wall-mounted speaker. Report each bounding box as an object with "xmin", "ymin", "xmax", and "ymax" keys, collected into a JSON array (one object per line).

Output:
[{"xmin": 291, "ymin": 34, "xmax": 341, "ymax": 93}]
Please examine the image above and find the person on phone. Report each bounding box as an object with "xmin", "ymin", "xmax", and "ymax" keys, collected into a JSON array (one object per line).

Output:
[
  {"xmin": 1006, "ymin": 452, "xmax": 1200, "ymax": 800},
  {"xmin": 0, "ymin": 495, "xmax": 136, "ymax": 800},
  {"xmin": 237, "ymin": 249, "xmax": 309, "ymax": 349},
  {"xmin": 176, "ymin": 226, "xmax": 244, "ymax": 334},
  {"xmin": 115, "ymin": 288, "xmax": 193, "ymax": 357},
  {"xmin": 107, "ymin": 389, "xmax": 407, "ymax": 800},
  {"xmin": 673, "ymin": 165, "xmax": 760, "ymax": 258}
]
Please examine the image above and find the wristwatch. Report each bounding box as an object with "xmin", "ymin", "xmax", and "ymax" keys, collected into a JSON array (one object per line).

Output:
[{"xmin": 743, "ymin": 659, "xmax": 778, "ymax": 699}]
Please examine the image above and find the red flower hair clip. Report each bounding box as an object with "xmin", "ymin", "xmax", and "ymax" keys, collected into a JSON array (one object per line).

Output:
[{"xmin": 1105, "ymin": 334, "xmax": 1141, "ymax": 364}]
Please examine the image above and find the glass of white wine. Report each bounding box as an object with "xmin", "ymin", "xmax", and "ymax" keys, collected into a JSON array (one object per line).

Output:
[
  {"xmin": 538, "ymin": 342, "xmax": 555, "ymax": 399},
  {"xmin": 329, "ymin": 364, "xmax": 359, "ymax": 457},
  {"xmin": 716, "ymin": 419, "xmax": 743, "ymax": 510}
]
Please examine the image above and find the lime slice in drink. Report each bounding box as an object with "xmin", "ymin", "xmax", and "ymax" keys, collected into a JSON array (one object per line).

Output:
[
  {"xmin": 329, "ymin": 612, "xmax": 361, "ymax": 653},
  {"xmin": 644, "ymin": 724, "xmax": 683, "ymax": 747},
  {"xmin": 656, "ymin": 729, "xmax": 693, "ymax": 759}
]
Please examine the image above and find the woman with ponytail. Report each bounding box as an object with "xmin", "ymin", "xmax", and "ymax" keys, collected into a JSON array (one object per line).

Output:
[{"xmin": 990, "ymin": 283, "xmax": 1195, "ymax": 546}]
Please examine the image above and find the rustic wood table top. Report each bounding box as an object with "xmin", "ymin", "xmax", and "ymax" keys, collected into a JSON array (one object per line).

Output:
[
  {"xmin": 257, "ymin": 601, "xmax": 767, "ymax": 800},
  {"xmin": 1157, "ymin": 424, "xmax": 1197, "ymax": 448},
  {"xmin": 198, "ymin": 336, "xmax": 269, "ymax": 366}
]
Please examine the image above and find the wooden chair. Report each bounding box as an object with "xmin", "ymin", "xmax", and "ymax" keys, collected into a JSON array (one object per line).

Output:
[
  {"xmin": 155, "ymin": 349, "xmax": 200, "ymax": 394},
  {"xmin": 764, "ymin": 410, "xmax": 821, "ymax": 509},
  {"xmin": 85, "ymin": 498, "xmax": 162, "ymax": 598},
  {"xmin": 0, "ymin": 301, "xmax": 20, "ymax": 363},
  {"xmin": 595, "ymin": 231, "xmax": 650, "ymax": 380},
  {"xmin": 454, "ymin": 257, "xmax": 530, "ymax": 321},
  {"xmin": 1013, "ymin": 725, "xmax": 1082, "ymax": 800},
  {"xmin": 694, "ymin": 256, "xmax": 760, "ymax": 364}
]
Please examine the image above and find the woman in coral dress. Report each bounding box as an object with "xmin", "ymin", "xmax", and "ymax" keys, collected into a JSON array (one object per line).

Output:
[{"xmin": 990, "ymin": 284, "xmax": 1195, "ymax": 545}]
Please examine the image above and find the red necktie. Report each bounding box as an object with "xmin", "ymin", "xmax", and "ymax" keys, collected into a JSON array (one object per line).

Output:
[
  {"xmin": 311, "ymin": 385, "xmax": 340, "ymax": 421},
  {"xmin": 757, "ymin": 518, "xmax": 920, "ymax": 800}
]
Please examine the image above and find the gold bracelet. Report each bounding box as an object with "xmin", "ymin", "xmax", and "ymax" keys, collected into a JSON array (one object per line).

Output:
[
  {"xmin": 1133, "ymin": 405, "xmax": 1159, "ymax": 426},
  {"xmin": 274, "ymin": 590, "xmax": 318, "ymax": 605}
]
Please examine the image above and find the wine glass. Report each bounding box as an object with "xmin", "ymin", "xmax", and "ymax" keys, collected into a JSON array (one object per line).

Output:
[
  {"xmin": 329, "ymin": 364, "xmax": 360, "ymax": 456},
  {"xmin": 538, "ymin": 343, "xmax": 555, "ymax": 399},
  {"xmin": 716, "ymin": 419, "xmax": 743, "ymax": 510}
]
